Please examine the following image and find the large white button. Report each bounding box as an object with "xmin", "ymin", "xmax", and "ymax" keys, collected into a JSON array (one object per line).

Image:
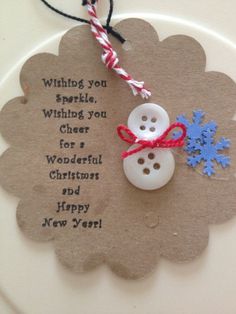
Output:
[
  {"xmin": 128, "ymin": 103, "xmax": 170, "ymax": 140},
  {"xmin": 123, "ymin": 103, "xmax": 175, "ymax": 190},
  {"xmin": 123, "ymin": 147, "xmax": 175, "ymax": 190}
]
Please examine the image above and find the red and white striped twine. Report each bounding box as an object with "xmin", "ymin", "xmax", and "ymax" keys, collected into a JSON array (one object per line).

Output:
[{"xmin": 85, "ymin": 1, "xmax": 151, "ymax": 99}]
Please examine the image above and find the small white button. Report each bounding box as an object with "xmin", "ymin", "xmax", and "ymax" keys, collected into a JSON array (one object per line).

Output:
[
  {"xmin": 123, "ymin": 147, "xmax": 175, "ymax": 190},
  {"xmin": 128, "ymin": 103, "xmax": 170, "ymax": 140}
]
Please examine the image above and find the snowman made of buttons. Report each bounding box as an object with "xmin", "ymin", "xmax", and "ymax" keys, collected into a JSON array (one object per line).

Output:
[{"xmin": 122, "ymin": 103, "xmax": 175, "ymax": 190}]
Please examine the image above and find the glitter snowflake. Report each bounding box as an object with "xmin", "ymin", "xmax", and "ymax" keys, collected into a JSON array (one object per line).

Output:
[
  {"xmin": 174, "ymin": 110, "xmax": 217, "ymax": 152},
  {"xmin": 187, "ymin": 130, "xmax": 231, "ymax": 176}
]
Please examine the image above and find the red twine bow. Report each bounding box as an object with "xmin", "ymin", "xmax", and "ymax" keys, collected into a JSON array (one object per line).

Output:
[{"xmin": 117, "ymin": 122, "xmax": 187, "ymax": 159}]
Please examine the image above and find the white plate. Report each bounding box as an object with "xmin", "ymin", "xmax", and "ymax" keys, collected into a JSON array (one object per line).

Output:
[{"xmin": 1, "ymin": 2, "xmax": 236, "ymax": 313}]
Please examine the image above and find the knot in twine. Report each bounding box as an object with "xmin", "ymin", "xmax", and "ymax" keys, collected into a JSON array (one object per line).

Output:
[{"xmin": 117, "ymin": 122, "xmax": 187, "ymax": 159}]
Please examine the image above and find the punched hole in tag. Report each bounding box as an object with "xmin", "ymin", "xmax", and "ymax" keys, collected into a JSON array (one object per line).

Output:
[{"xmin": 122, "ymin": 40, "xmax": 133, "ymax": 51}]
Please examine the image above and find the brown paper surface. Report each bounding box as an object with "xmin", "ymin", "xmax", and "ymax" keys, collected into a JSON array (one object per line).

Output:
[{"xmin": 0, "ymin": 19, "xmax": 235, "ymax": 279}]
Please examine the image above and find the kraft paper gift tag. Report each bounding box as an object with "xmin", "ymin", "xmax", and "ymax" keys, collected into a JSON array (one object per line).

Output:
[{"xmin": 0, "ymin": 19, "xmax": 235, "ymax": 279}]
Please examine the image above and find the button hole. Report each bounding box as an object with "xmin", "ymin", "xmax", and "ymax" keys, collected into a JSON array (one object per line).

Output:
[
  {"xmin": 151, "ymin": 117, "xmax": 157, "ymax": 123},
  {"xmin": 148, "ymin": 153, "xmax": 155, "ymax": 160},
  {"xmin": 153, "ymin": 163, "xmax": 160, "ymax": 170},
  {"xmin": 143, "ymin": 168, "xmax": 150, "ymax": 175},
  {"xmin": 142, "ymin": 115, "xmax": 148, "ymax": 121},
  {"xmin": 137, "ymin": 158, "xmax": 145, "ymax": 165}
]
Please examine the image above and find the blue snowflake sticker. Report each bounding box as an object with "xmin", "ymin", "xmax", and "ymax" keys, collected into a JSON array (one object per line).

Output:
[{"xmin": 176, "ymin": 110, "xmax": 231, "ymax": 176}]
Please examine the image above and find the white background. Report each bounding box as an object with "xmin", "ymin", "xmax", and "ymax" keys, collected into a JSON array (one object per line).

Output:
[{"xmin": 0, "ymin": 1, "xmax": 236, "ymax": 313}]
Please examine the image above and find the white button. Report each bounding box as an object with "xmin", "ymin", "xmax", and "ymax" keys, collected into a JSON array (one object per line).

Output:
[
  {"xmin": 123, "ymin": 103, "xmax": 175, "ymax": 190},
  {"xmin": 123, "ymin": 147, "xmax": 175, "ymax": 190},
  {"xmin": 128, "ymin": 103, "xmax": 170, "ymax": 140}
]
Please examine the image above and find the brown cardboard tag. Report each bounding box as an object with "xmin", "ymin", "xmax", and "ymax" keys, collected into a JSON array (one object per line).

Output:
[{"xmin": 0, "ymin": 19, "xmax": 235, "ymax": 279}]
